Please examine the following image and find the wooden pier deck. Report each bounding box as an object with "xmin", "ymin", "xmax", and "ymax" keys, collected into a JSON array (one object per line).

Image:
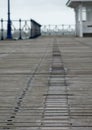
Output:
[{"xmin": 0, "ymin": 36, "xmax": 92, "ymax": 130}]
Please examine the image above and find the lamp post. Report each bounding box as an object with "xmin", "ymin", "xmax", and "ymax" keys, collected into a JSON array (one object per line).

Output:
[{"xmin": 7, "ymin": 0, "xmax": 12, "ymax": 39}]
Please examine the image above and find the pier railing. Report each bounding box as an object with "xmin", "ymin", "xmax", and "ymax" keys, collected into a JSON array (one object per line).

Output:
[
  {"xmin": 41, "ymin": 24, "xmax": 76, "ymax": 36},
  {"xmin": 0, "ymin": 19, "xmax": 76, "ymax": 40},
  {"xmin": 0, "ymin": 19, "xmax": 41, "ymax": 40},
  {"xmin": 0, "ymin": 19, "xmax": 31, "ymax": 40}
]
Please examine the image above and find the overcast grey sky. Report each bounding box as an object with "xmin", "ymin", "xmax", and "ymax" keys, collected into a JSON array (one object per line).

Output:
[{"xmin": 0, "ymin": 0, "xmax": 75, "ymax": 25}]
